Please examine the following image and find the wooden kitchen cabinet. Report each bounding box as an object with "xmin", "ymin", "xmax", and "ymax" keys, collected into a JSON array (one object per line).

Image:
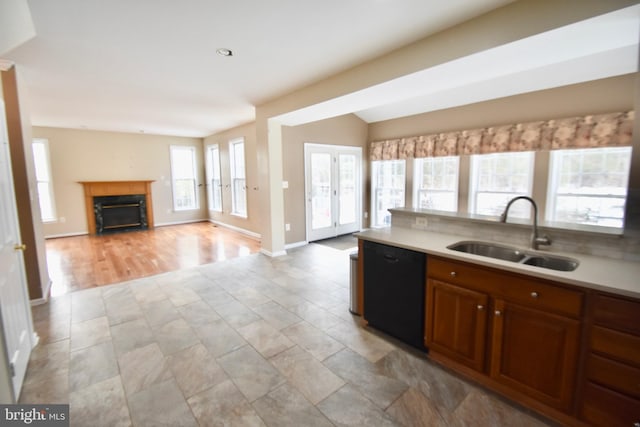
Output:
[
  {"xmin": 425, "ymin": 279, "xmax": 488, "ymax": 371},
  {"xmin": 490, "ymin": 299, "xmax": 580, "ymax": 412},
  {"xmin": 579, "ymin": 293, "xmax": 640, "ymax": 426},
  {"xmin": 425, "ymin": 256, "xmax": 584, "ymax": 423}
]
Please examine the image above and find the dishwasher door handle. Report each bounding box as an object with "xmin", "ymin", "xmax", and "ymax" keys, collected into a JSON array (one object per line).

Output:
[{"xmin": 383, "ymin": 254, "xmax": 400, "ymax": 263}]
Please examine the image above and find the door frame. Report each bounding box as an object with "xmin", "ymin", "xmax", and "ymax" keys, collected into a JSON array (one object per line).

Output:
[
  {"xmin": 304, "ymin": 143, "xmax": 362, "ymax": 242},
  {"xmin": 0, "ymin": 99, "xmax": 36, "ymax": 402}
]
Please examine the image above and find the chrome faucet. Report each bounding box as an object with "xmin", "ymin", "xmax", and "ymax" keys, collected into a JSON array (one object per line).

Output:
[{"xmin": 499, "ymin": 196, "xmax": 551, "ymax": 250}]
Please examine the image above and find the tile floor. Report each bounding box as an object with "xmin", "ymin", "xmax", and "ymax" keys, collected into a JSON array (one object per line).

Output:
[{"xmin": 21, "ymin": 243, "xmax": 552, "ymax": 426}]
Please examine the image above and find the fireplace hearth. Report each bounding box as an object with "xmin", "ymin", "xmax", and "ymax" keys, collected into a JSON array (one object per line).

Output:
[{"xmin": 93, "ymin": 194, "xmax": 148, "ymax": 234}]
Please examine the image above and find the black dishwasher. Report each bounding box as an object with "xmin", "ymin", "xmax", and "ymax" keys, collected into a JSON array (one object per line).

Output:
[{"xmin": 363, "ymin": 240, "xmax": 426, "ymax": 350}]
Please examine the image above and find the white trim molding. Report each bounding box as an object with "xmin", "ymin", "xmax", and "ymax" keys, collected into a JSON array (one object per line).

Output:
[
  {"xmin": 284, "ymin": 241, "xmax": 308, "ymax": 250},
  {"xmin": 208, "ymin": 219, "xmax": 261, "ymax": 240},
  {"xmin": 259, "ymin": 248, "xmax": 287, "ymax": 257}
]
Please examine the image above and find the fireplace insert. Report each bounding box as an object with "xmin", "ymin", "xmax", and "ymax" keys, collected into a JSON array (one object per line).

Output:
[{"xmin": 93, "ymin": 194, "xmax": 148, "ymax": 234}]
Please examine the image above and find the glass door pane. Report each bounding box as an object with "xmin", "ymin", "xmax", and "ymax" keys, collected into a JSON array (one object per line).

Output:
[
  {"xmin": 311, "ymin": 152, "xmax": 332, "ymax": 230},
  {"xmin": 338, "ymin": 154, "xmax": 356, "ymax": 226}
]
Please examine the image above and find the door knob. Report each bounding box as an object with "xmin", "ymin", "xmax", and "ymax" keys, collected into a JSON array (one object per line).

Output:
[
  {"xmin": 494, "ymin": 310, "xmax": 502, "ymax": 316},
  {"xmin": 477, "ymin": 305, "xmax": 484, "ymax": 310},
  {"xmin": 14, "ymin": 244, "xmax": 26, "ymax": 251}
]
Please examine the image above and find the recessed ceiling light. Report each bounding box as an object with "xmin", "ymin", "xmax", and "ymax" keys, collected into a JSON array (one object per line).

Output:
[{"xmin": 216, "ymin": 48, "xmax": 233, "ymax": 57}]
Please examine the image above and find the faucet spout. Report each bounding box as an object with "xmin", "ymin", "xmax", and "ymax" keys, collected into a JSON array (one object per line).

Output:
[{"xmin": 500, "ymin": 196, "xmax": 551, "ymax": 250}]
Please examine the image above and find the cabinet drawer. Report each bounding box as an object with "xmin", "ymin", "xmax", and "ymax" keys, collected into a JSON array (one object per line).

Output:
[
  {"xmin": 428, "ymin": 257, "xmax": 498, "ymax": 288},
  {"xmin": 494, "ymin": 278, "xmax": 582, "ymax": 318},
  {"xmin": 593, "ymin": 294, "xmax": 640, "ymax": 335},
  {"xmin": 587, "ymin": 354, "xmax": 640, "ymax": 399},
  {"xmin": 591, "ymin": 326, "xmax": 640, "ymax": 367},
  {"xmin": 580, "ymin": 382, "xmax": 640, "ymax": 427},
  {"xmin": 427, "ymin": 257, "xmax": 583, "ymax": 317}
]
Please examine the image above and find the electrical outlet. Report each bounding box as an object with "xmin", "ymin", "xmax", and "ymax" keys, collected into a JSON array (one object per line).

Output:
[
  {"xmin": 364, "ymin": 212, "xmax": 368, "ymax": 219},
  {"xmin": 285, "ymin": 223, "xmax": 291, "ymax": 231},
  {"xmin": 415, "ymin": 217, "xmax": 428, "ymax": 227}
]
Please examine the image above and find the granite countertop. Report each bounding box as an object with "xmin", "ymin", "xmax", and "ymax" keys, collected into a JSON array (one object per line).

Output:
[{"xmin": 355, "ymin": 227, "xmax": 640, "ymax": 299}]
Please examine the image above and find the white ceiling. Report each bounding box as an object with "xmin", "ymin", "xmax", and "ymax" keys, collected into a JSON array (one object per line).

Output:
[{"xmin": 4, "ymin": 1, "xmax": 639, "ymax": 138}]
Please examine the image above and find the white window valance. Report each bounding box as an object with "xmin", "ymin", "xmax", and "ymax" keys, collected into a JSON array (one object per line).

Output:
[{"xmin": 370, "ymin": 111, "xmax": 634, "ymax": 161}]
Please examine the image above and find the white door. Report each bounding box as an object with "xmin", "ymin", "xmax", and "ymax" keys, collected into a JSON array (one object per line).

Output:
[
  {"xmin": 0, "ymin": 101, "xmax": 35, "ymax": 400},
  {"xmin": 304, "ymin": 144, "xmax": 361, "ymax": 242}
]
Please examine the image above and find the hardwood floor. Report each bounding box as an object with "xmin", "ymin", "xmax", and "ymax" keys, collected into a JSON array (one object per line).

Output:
[{"xmin": 45, "ymin": 221, "xmax": 261, "ymax": 296}]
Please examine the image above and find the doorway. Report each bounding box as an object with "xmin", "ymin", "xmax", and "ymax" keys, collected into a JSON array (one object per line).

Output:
[{"xmin": 304, "ymin": 143, "xmax": 362, "ymax": 242}]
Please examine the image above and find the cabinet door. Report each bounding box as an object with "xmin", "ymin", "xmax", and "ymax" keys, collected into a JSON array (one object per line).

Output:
[
  {"xmin": 490, "ymin": 299, "xmax": 580, "ymax": 412},
  {"xmin": 426, "ymin": 279, "xmax": 488, "ymax": 371}
]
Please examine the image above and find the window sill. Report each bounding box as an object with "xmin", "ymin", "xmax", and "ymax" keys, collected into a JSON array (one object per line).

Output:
[
  {"xmin": 174, "ymin": 208, "xmax": 200, "ymax": 212},
  {"xmin": 231, "ymin": 212, "xmax": 248, "ymax": 219}
]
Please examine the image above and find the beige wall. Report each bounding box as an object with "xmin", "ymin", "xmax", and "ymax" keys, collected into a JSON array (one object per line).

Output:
[
  {"xmin": 369, "ymin": 74, "xmax": 636, "ymax": 140},
  {"xmin": 32, "ymin": 126, "xmax": 206, "ymax": 237},
  {"xmin": 281, "ymin": 114, "xmax": 369, "ymax": 244},
  {"xmin": 202, "ymin": 122, "xmax": 260, "ymax": 236}
]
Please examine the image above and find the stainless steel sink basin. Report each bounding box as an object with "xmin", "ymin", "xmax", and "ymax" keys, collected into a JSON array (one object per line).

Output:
[
  {"xmin": 447, "ymin": 240, "xmax": 579, "ymax": 272},
  {"xmin": 522, "ymin": 255, "xmax": 579, "ymax": 272},
  {"xmin": 447, "ymin": 241, "xmax": 526, "ymax": 262}
]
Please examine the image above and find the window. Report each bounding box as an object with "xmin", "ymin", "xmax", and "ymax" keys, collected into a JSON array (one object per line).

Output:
[
  {"xmin": 205, "ymin": 145, "xmax": 222, "ymax": 212},
  {"xmin": 413, "ymin": 156, "xmax": 459, "ymax": 212},
  {"xmin": 547, "ymin": 147, "xmax": 631, "ymax": 228},
  {"xmin": 170, "ymin": 145, "xmax": 198, "ymax": 210},
  {"xmin": 469, "ymin": 151, "xmax": 534, "ymax": 219},
  {"xmin": 32, "ymin": 139, "xmax": 56, "ymax": 222},
  {"xmin": 229, "ymin": 138, "xmax": 247, "ymax": 217},
  {"xmin": 371, "ymin": 160, "xmax": 405, "ymax": 227}
]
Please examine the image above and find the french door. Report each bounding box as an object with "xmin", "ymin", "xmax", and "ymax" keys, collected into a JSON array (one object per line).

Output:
[
  {"xmin": 304, "ymin": 144, "xmax": 361, "ymax": 242},
  {"xmin": 0, "ymin": 100, "xmax": 35, "ymax": 401}
]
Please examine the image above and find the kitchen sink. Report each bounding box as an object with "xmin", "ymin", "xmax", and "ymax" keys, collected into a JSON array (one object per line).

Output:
[
  {"xmin": 447, "ymin": 240, "xmax": 579, "ymax": 272},
  {"xmin": 446, "ymin": 241, "xmax": 526, "ymax": 262}
]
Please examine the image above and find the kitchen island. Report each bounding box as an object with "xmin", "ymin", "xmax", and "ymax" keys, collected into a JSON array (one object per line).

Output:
[{"xmin": 356, "ymin": 226, "xmax": 640, "ymax": 427}]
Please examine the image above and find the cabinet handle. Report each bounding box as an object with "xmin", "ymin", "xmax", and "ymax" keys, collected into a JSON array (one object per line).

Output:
[
  {"xmin": 633, "ymin": 422, "xmax": 640, "ymax": 427},
  {"xmin": 494, "ymin": 310, "xmax": 502, "ymax": 316},
  {"xmin": 477, "ymin": 305, "xmax": 484, "ymax": 310},
  {"xmin": 383, "ymin": 254, "xmax": 399, "ymax": 263},
  {"xmin": 530, "ymin": 291, "xmax": 539, "ymax": 299},
  {"xmin": 450, "ymin": 271, "xmax": 457, "ymax": 277}
]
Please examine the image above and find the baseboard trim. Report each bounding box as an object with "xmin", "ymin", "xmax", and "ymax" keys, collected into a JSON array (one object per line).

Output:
[
  {"xmin": 259, "ymin": 248, "xmax": 287, "ymax": 257},
  {"xmin": 155, "ymin": 219, "xmax": 209, "ymax": 227},
  {"xmin": 209, "ymin": 220, "xmax": 261, "ymax": 240},
  {"xmin": 284, "ymin": 241, "xmax": 308, "ymax": 250},
  {"xmin": 45, "ymin": 231, "xmax": 88, "ymax": 239},
  {"xmin": 30, "ymin": 279, "xmax": 52, "ymax": 306},
  {"xmin": 30, "ymin": 296, "xmax": 48, "ymax": 306}
]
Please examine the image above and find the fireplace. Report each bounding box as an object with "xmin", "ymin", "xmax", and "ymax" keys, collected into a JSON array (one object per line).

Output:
[
  {"xmin": 93, "ymin": 194, "xmax": 148, "ymax": 234},
  {"xmin": 79, "ymin": 181, "xmax": 155, "ymax": 235}
]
